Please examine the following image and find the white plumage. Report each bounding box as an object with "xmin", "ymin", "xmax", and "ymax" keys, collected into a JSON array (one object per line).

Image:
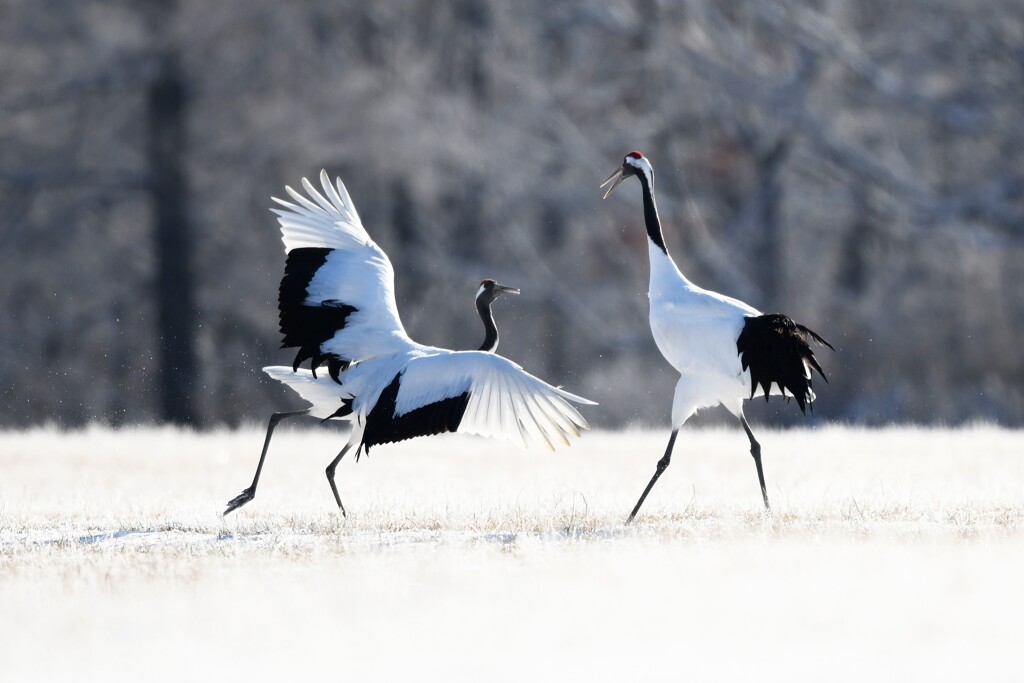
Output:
[
  {"xmin": 272, "ymin": 173, "xmax": 410, "ymax": 362},
  {"xmin": 602, "ymin": 151, "xmax": 832, "ymax": 519},
  {"xmin": 648, "ymin": 248, "xmax": 760, "ymax": 418},
  {"xmin": 225, "ymin": 171, "xmax": 594, "ymax": 515},
  {"xmin": 264, "ymin": 351, "xmax": 590, "ymax": 452}
]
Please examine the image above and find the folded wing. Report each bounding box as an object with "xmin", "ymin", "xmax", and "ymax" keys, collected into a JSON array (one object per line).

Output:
[{"xmin": 736, "ymin": 313, "xmax": 834, "ymax": 413}]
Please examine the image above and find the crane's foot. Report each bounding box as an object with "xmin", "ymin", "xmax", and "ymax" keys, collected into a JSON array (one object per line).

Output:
[
  {"xmin": 326, "ymin": 466, "xmax": 347, "ymax": 518},
  {"xmin": 223, "ymin": 487, "xmax": 256, "ymax": 516}
]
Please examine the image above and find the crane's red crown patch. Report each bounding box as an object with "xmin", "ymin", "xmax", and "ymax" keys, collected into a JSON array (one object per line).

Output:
[{"xmin": 627, "ymin": 151, "xmax": 644, "ymax": 159}]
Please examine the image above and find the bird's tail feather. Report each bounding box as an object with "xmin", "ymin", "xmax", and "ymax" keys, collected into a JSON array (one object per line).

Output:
[
  {"xmin": 736, "ymin": 314, "xmax": 833, "ymax": 414},
  {"xmin": 263, "ymin": 366, "xmax": 351, "ymax": 421}
]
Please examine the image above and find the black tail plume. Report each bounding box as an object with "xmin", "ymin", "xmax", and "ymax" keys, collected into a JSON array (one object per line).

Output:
[{"xmin": 736, "ymin": 314, "xmax": 833, "ymax": 414}]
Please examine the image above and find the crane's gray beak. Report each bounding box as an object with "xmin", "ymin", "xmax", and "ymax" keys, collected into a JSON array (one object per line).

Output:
[
  {"xmin": 494, "ymin": 283, "xmax": 521, "ymax": 296},
  {"xmin": 601, "ymin": 167, "xmax": 626, "ymax": 199}
]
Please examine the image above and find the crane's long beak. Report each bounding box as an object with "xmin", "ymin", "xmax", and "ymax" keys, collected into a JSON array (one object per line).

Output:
[
  {"xmin": 601, "ymin": 167, "xmax": 626, "ymax": 199},
  {"xmin": 494, "ymin": 283, "xmax": 521, "ymax": 296}
]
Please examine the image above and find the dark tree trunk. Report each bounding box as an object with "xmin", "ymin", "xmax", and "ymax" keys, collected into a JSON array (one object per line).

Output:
[
  {"xmin": 540, "ymin": 200, "xmax": 569, "ymax": 377},
  {"xmin": 147, "ymin": 53, "xmax": 198, "ymax": 425},
  {"xmin": 755, "ymin": 138, "xmax": 790, "ymax": 309},
  {"xmin": 451, "ymin": 177, "xmax": 483, "ymax": 261},
  {"xmin": 839, "ymin": 188, "xmax": 877, "ymax": 296}
]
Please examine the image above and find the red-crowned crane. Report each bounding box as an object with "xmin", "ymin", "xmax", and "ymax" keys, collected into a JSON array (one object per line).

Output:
[
  {"xmin": 224, "ymin": 172, "xmax": 594, "ymax": 515},
  {"xmin": 601, "ymin": 151, "xmax": 833, "ymax": 521}
]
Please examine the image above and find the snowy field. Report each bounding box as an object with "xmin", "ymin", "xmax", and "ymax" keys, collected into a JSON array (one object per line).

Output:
[{"xmin": 1, "ymin": 425, "xmax": 1022, "ymax": 681}]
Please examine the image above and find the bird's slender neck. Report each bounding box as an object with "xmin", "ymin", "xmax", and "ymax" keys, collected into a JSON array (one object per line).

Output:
[
  {"xmin": 637, "ymin": 168, "xmax": 689, "ymax": 294},
  {"xmin": 638, "ymin": 171, "xmax": 668, "ymax": 255},
  {"xmin": 477, "ymin": 298, "xmax": 498, "ymax": 352}
]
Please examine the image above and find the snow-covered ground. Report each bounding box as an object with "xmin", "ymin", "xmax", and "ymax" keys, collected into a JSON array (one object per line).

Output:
[{"xmin": 1, "ymin": 425, "xmax": 1022, "ymax": 681}]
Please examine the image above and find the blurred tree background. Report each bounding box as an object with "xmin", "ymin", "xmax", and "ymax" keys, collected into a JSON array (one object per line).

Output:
[{"xmin": 2, "ymin": 0, "xmax": 1022, "ymax": 429}]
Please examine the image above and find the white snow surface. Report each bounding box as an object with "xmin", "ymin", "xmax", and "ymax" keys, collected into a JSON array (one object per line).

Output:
[{"xmin": 1, "ymin": 425, "xmax": 1022, "ymax": 682}]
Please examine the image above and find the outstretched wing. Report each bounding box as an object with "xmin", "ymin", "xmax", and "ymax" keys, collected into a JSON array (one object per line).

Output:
[
  {"xmin": 263, "ymin": 365, "xmax": 349, "ymax": 420},
  {"xmin": 362, "ymin": 351, "xmax": 596, "ymax": 452},
  {"xmin": 271, "ymin": 170, "xmax": 415, "ymax": 373},
  {"xmin": 264, "ymin": 351, "xmax": 596, "ymax": 452}
]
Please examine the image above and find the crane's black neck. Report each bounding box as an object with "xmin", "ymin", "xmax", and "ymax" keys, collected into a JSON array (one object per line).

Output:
[
  {"xmin": 477, "ymin": 298, "xmax": 498, "ymax": 352},
  {"xmin": 638, "ymin": 171, "xmax": 667, "ymax": 255}
]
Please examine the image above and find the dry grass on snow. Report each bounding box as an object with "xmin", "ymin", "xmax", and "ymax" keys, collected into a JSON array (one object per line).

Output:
[{"xmin": 1, "ymin": 425, "xmax": 1022, "ymax": 681}]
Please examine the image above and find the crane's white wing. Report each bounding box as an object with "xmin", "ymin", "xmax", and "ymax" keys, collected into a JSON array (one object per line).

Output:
[
  {"xmin": 265, "ymin": 351, "xmax": 596, "ymax": 452},
  {"xmin": 393, "ymin": 351, "xmax": 596, "ymax": 451},
  {"xmin": 271, "ymin": 170, "xmax": 415, "ymax": 364},
  {"xmin": 263, "ymin": 366, "xmax": 349, "ymax": 420}
]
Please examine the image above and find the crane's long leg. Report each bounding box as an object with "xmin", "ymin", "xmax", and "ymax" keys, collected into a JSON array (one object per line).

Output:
[
  {"xmin": 325, "ymin": 442, "xmax": 356, "ymax": 517},
  {"xmin": 740, "ymin": 416, "xmax": 770, "ymax": 511},
  {"xmin": 626, "ymin": 429, "xmax": 678, "ymax": 524},
  {"xmin": 224, "ymin": 409, "xmax": 310, "ymax": 516}
]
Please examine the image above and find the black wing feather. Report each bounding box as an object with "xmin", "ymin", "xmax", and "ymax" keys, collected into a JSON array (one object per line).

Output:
[
  {"xmin": 278, "ymin": 247, "xmax": 357, "ymax": 378},
  {"xmin": 362, "ymin": 373, "xmax": 470, "ymax": 453},
  {"xmin": 736, "ymin": 314, "xmax": 833, "ymax": 414}
]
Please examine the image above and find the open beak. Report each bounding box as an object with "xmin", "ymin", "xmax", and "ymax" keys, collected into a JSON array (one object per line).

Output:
[
  {"xmin": 494, "ymin": 283, "xmax": 521, "ymax": 296},
  {"xmin": 600, "ymin": 167, "xmax": 626, "ymax": 199}
]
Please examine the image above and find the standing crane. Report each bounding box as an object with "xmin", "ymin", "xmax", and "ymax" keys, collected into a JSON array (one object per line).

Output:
[
  {"xmin": 224, "ymin": 171, "xmax": 593, "ymax": 515},
  {"xmin": 601, "ymin": 151, "xmax": 833, "ymax": 521}
]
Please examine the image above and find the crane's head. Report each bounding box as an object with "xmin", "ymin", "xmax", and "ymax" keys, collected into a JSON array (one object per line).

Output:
[
  {"xmin": 601, "ymin": 151, "xmax": 653, "ymax": 199},
  {"xmin": 476, "ymin": 279, "xmax": 521, "ymax": 306}
]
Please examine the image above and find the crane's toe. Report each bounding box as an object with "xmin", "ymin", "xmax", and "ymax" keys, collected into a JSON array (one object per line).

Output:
[{"xmin": 223, "ymin": 488, "xmax": 256, "ymax": 516}]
